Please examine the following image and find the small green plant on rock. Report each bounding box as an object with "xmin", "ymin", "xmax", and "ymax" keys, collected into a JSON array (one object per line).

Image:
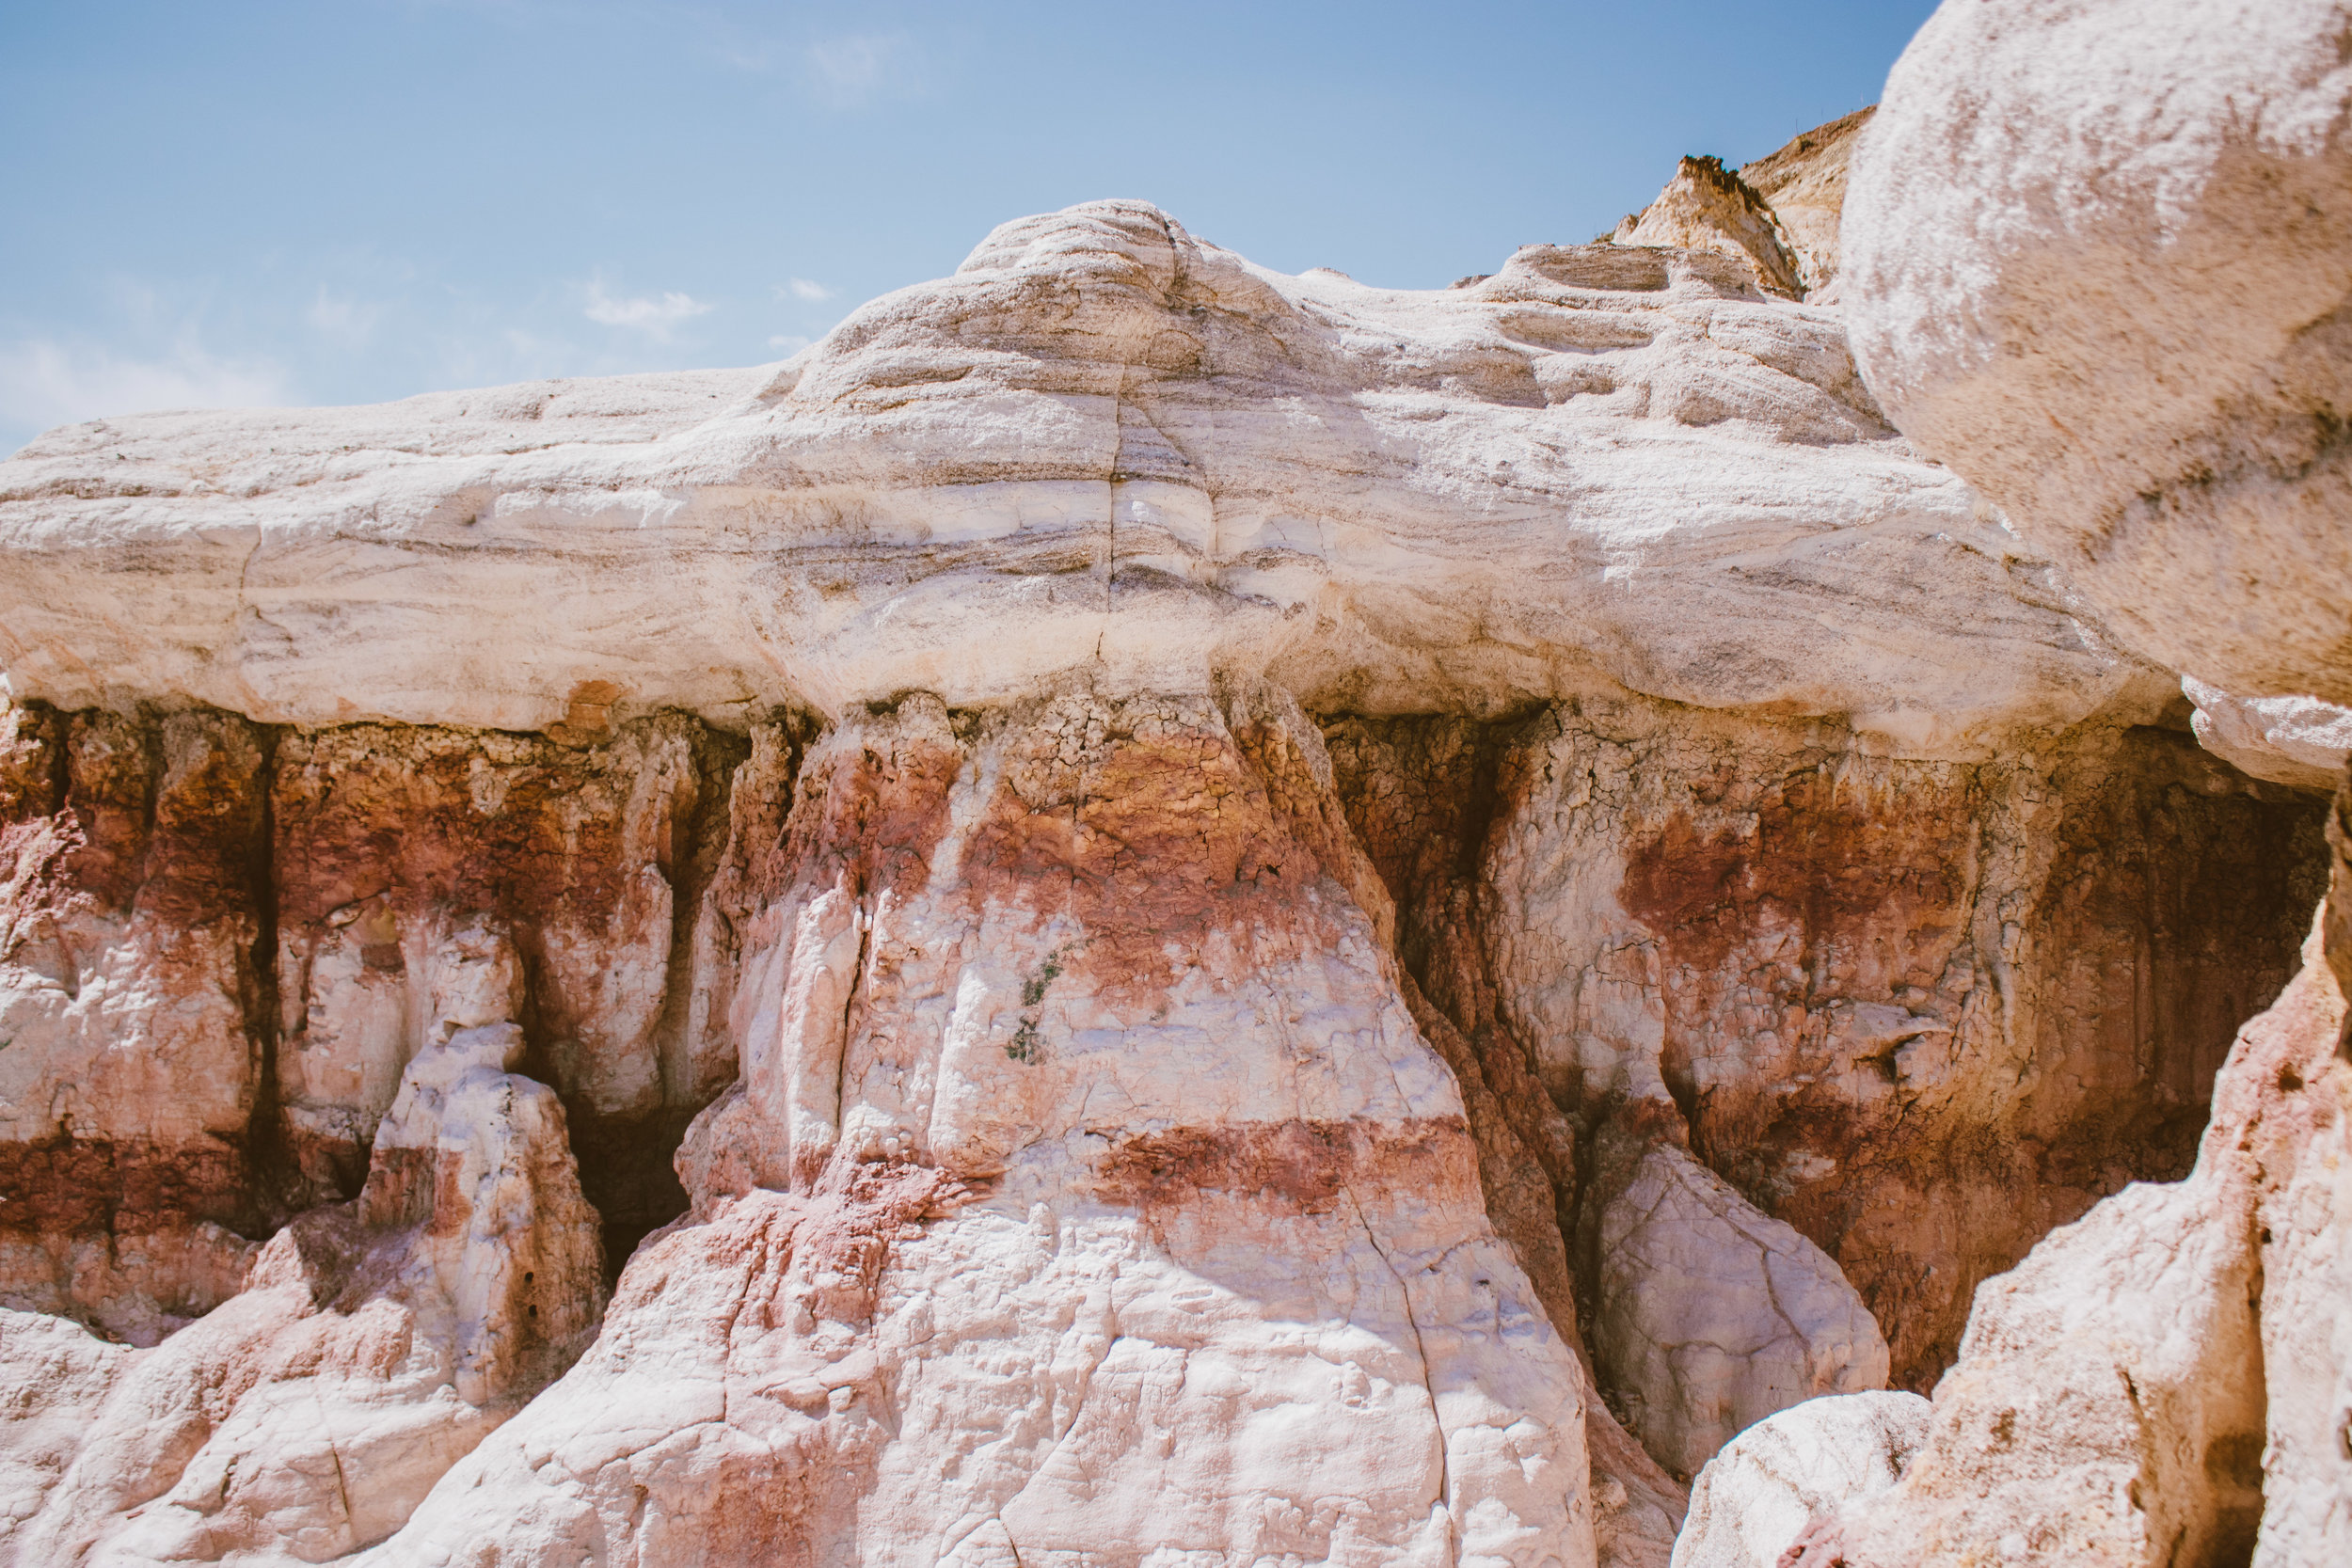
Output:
[{"xmin": 1006, "ymin": 945, "xmax": 1072, "ymax": 1063}]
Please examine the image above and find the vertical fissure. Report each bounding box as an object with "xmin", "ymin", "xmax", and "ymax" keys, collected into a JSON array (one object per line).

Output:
[
  {"xmin": 562, "ymin": 719, "xmax": 767, "ymax": 1287},
  {"xmin": 242, "ymin": 721, "xmax": 290, "ymax": 1235}
]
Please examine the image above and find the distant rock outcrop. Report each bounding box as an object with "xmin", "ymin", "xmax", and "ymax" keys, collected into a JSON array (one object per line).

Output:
[
  {"xmin": 1612, "ymin": 157, "xmax": 1805, "ymax": 299},
  {"xmin": 1737, "ymin": 107, "xmax": 1874, "ymax": 296},
  {"xmin": 1603, "ymin": 108, "xmax": 1874, "ymax": 301}
]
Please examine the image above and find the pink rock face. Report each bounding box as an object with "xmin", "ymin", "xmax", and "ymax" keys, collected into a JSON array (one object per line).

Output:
[
  {"xmin": 0, "ymin": 675, "xmax": 2327, "ymax": 1559},
  {"xmin": 372, "ymin": 690, "xmax": 1598, "ymax": 1567},
  {"xmin": 0, "ymin": 705, "xmax": 269, "ymax": 1344},
  {"xmin": 1324, "ymin": 704, "xmax": 2322, "ymax": 1418},
  {"xmin": 266, "ymin": 716, "xmax": 771, "ymax": 1258},
  {"xmin": 4, "ymin": 966, "xmax": 604, "ymax": 1564},
  {"xmin": 1831, "ymin": 874, "xmax": 2351, "ymax": 1568}
]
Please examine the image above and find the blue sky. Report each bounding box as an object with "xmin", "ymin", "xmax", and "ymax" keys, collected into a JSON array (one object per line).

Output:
[{"xmin": 0, "ymin": 1, "xmax": 1936, "ymax": 455}]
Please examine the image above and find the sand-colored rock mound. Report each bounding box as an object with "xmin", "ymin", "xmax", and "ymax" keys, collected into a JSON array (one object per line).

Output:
[{"xmin": 1612, "ymin": 158, "xmax": 1805, "ymax": 300}]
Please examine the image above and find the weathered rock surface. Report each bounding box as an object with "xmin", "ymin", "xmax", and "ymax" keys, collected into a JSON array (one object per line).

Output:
[
  {"xmin": 0, "ymin": 1309, "xmax": 130, "ymax": 1544},
  {"xmin": 0, "ymin": 704, "xmax": 761, "ymax": 1347},
  {"xmin": 1835, "ymin": 902, "xmax": 2345, "ymax": 1568},
  {"xmin": 1735, "ymin": 109, "xmax": 1875, "ymax": 297},
  {"xmin": 1387, "ymin": 697, "xmax": 2318, "ymax": 1397},
  {"xmin": 363, "ymin": 690, "xmax": 1594, "ymax": 1567},
  {"xmin": 1612, "ymin": 159, "xmax": 1805, "ymax": 301},
  {"xmin": 3, "ymin": 966, "xmax": 603, "ymax": 1563},
  {"xmin": 0, "ymin": 704, "xmax": 269, "ymax": 1344},
  {"xmin": 0, "ymin": 118, "xmax": 2334, "ymax": 1565},
  {"xmin": 1591, "ymin": 1135, "xmax": 1888, "ymax": 1480},
  {"xmin": 2184, "ymin": 675, "xmax": 2352, "ymax": 794},
  {"xmin": 1605, "ymin": 109, "xmax": 1874, "ymax": 307},
  {"xmin": 268, "ymin": 715, "xmax": 759, "ymax": 1257},
  {"xmin": 1813, "ymin": 4, "xmax": 2352, "ymax": 1561},
  {"xmin": 1668, "ymin": 1390, "xmax": 1930, "ymax": 1568},
  {"xmin": 1842, "ymin": 0, "xmax": 2352, "ymax": 705},
  {"xmin": 1, "ymin": 200, "xmax": 2143, "ymax": 752}
]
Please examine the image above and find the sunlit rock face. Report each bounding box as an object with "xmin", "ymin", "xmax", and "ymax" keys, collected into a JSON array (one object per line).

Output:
[
  {"xmin": 0, "ymin": 198, "xmax": 2145, "ymax": 747},
  {"xmin": 1733, "ymin": 107, "xmax": 1874, "ymax": 298},
  {"xmin": 368, "ymin": 689, "xmax": 1596, "ymax": 1568},
  {"xmin": 1842, "ymin": 0, "xmax": 2352, "ymax": 709},
  {"xmin": 0, "ymin": 122, "xmax": 2334, "ymax": 1567},
  {"xmin": 1761, "ymin": 3, "xmax": 2352, "ymax": 1564},
  {"xmin": 1670, "ymin": 1389, "xmax": 1931, "ymax": 1568}
]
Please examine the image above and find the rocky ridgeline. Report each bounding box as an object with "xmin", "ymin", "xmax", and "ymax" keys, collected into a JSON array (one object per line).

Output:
[{"xmin": 1, "ymin": 2, "xmax": 2347, "ymax": 1563}]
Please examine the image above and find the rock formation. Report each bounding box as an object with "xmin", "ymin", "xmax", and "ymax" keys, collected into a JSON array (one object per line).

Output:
[
  {"xmin": 1842, "ymin": 0, "xmax": 2352, "ymax": 707},
  {"xmin": 1773, "ymin": 3, "xmax": 2352, "ymax": 1564},
  {"xmin": 1830, "ymin": 889, "xmax": 2348, "ymax": 1568},
  {"xmin": 3, "ymin": 962, "xmax": 603, "ymax": 1562},
  {"xmin": 1611, "ymin": 159, "xmax": 1805, "ymax": 300},
  {"xmin": 0, "ymin": 47, "xmax": 2341, "ymax": 1566},
  {"xmin": 2183, "ymin": 676, "xmax": 2352, "ymax": 794},
  {"xmin": 1734, "ymin": 109, "xmax": 1874, "ymax": 297},
  {"xmin": 1588, "ymin": 1136, "xmax": 1887, "ymax": 1481},
  {"xmin": 1605, "ymin": 109, "xmax": 1874, "ymax": 302},
  {"xmin": 1668, "ymin": 1390, "xmax": 1930, "ymax": 1568}
]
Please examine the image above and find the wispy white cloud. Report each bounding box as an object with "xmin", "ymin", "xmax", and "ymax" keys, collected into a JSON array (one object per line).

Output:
[
  {"xmin": 804, "ymin": 31, "xmax": 913, "ymax": 106},
  {"xmin": 582, "ymin": 283, "xmax": 715, "ymax": 341},
  {"xmin": 305, "ymin": 286, "xmax": 389, "ymax": 346},
  {"xmin": 766, "ymin": 333, "xmax": 813, "ymax": 353},
  {"xmin": 779, "ymin": 277, "xmax": 834, "ymax": 303},
  {"xmin": 0, "ymin": 338, "xmax": 292, "ymax": 439}
]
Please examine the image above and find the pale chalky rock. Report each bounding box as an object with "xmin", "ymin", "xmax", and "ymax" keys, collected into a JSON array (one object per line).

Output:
[
  {"xmin": 8, "ymin": 946, "xmax": 604, "ymax": 1565},
  {"xmin": 0, "ymin": 1309, "xmax": 130, "ymax": 1553},
  {"xmin": 1667, "ymin": 1389, "xmax": 1931, "ymax": 1568},
  {"xmin": 1591, "ymin": 1133, "xmax": 1889, "ymax": 1480},
  {"xmin": 368, "ymin": 690, "xmax": 1596, "ymax": 1568},
  {"xmin": 0, "ymin": 704, "xmax": 757, "ymax": 1343},
  {"xmin": 1828, "ymin": 6, "xmax": 2352, "ymax": 1557},
  {"xmin": 2243, "ymin": 876, "xmax": 2352, "ymax": 1565},
  {"xmin": 0, "ymin": 200, "xmax": 2149, "ymax": 754},
  {"xmin": 1842, "ymin": 0, "xmax": 2352, "ymax": 705},
  {"xmin": 266, "ymin": 713, "xmax": 759, "ymax": 1243},
  {"xmin": 2183, "ymin": 674, "xmax": 2352, "ymax": 794},
  {"xmin": 1315, "ymin": 688, "xmax": 2314, "ymax": 1531}
]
